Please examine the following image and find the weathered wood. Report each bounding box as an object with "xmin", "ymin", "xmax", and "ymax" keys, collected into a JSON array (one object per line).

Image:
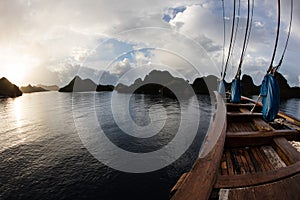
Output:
[
  {"xmin": 273, "ymin": 137, "xmax": 300, "ymax": 165},
  {"xmin": 238, "ymin": 149, "xmax": 251, "ymax": 173},
  {"xmin": 226, "ymin": 174, "xmax": 300, "ymax": 200},
  {"xmin": 227, "ymin": 121, "xmax": 256, "ymax": 133},
  {"xmin": 171, "ymin": 92, "xmax": 227, "ymax": 200},
  {"xmin": 278, "ymin": 111, "xmax": 300, "ymax": 127},
  {"xmin": 243, "ymin": 147, "xmax": 256, "ymax": 173},
  {"xmin": 170, "ymin": 173, "xmax": 189, "ymax": 197},
  {"xmin": 215, "ymin": 161, "xmax": 300, "ymax": 188},
  {"xmin": 239, "ymin": 108, "xmax": 250, "ymax": 113},
  {"xmin": 261, "ymin": 146, "xmax": 286, "ymax": 169},
  {"xmin": 227, "ymin": 130, "xmax": 298, "ymax": 138},
  {"xmin": 225, "ymin": 150, "xmax": 234, "ymax": 175},
  {"xmin": 258, "ymin": 146, "xmax": 276, "ymax": 170},
  {"xmin": 218, "ymin": 189, "xmax": 229, "ymax": 200},
  {"xmin": 252, "ymin": 118, "xmax": 275, "ymax": 131},
  {"xmin": 225, "ymin": 130, "xmax": 299, "ymax": 148},
  {"xmin": 230, "ymin": 149, "xmax": 241, "ymax": 174},
  {"xmin": 242, "ymin": 96, "xmax": 300, "ymax": 126},
  {"xmin": 226, "ymin": 103, "xmax": 255, "ymax": 107},
  {"xmin": 170, "ymin": 95, "xmax": 300, "ymax": 199},
  {"xmin": 220, "ymin": 153, "xmax": 228, "ymax": 175},
  {"xmin": 251, "ymin": 147, "xmax": 267, "ymax": 172},
  {"xmin": 227, "ymin": 112, "xmax": 262, "ymax": 117},
  {"xmin": 253, "ymin": 147, "xmax": 272, "ymax": 171}
]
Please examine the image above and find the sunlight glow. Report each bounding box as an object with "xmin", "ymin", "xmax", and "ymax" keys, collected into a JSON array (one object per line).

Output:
[{"xmin": 0, "ymin": 53, "xmax": 38, "ymax": 85}]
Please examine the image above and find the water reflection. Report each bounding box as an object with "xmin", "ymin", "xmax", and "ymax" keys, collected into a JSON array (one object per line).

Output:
[{"xmin": 13, "ymin": 98, "xmax": 23, "ymax": 128}]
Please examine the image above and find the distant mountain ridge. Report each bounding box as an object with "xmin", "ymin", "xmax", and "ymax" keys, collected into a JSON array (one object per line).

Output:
[
  {"xmin": 20, "ymin": 84, "xmax": 48, "ymax": 93},
  {"xmin": 58, "ymin": 76, "xmax": 114, "ymax": 92},
  {"xmin": 115, "ymin": 70, "xmax": 193, "ymax": 98},
  {"xmin": 57, "ymin": 71, "xmax": 300, "ymax": 98},
  {"xmin": 0, "ymin": 77, "xmax": 22, "ymax": 98},
  {"xmin": 37, "ymin": 84, "xmax": 59, "ymax": 91}
]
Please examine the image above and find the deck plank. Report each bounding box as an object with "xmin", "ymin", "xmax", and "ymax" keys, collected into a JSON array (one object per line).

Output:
[
  {"xmin": 273, "ymin": 137, "xmax": 300, "ymax": 165},
  {"xmin": 250, "ymin": 147, "xmax": 265, "ymax": 172},
  {"xmin": 234, "ymin": 149, "xmax": 246, "ymax": 174},
  {"xmin": 215, "ymin": 161, "xmax": 300, "ymax": 188},
  {"xmin": 238, "ymin": 149, "xmax": 251, "ymax": 174},
  {"xmin": 261, "ymin": 146, "xmax": 286, "ymax": 169},
  {"xmin": 259, "ymin": 146, "xmax": 275, "ymax": 170},
  {"xmin": 225, "ymin": 150, "xmax": 234, "ymax": 175},
  {"xmin": 227, "ymin": 112, "xmax": 262, "ymax": 117},
  {"xmin": 243, "ymin": 147, "xmax": 256, "ymax": 173},
  {"xmin": 220, "ymin": 153, "xmax": 228, "ymax": 175},
  {"xmin": 252, "ymin": 118, "xmax": 275, "ymax": 131},
  {"xmin": 225, "ymin": 174, "xmax": 300, "ymax": 200}
]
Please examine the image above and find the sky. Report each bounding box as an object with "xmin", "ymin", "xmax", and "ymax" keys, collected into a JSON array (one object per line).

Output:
[{"xmin": 0, "ymin": 0, "xmax": 299, "ymax": 87}]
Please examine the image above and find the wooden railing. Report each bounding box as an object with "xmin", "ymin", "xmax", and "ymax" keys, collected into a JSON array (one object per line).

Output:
[{"xmin": 171, "ymin": 92, "xmax": 227, "ymax": 200}]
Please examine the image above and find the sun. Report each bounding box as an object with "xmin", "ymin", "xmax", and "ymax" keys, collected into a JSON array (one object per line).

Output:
[
  {"xmin": 2, "ymin": 62, "xmax": 27, "ymax": 85},
  {"xmin": 0, "ymin": 54, "xmax": 36, "ymax": 86}
]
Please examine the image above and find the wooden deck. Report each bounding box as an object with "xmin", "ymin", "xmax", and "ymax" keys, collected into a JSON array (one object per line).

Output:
[{"xmin": 170, "ymin": 94, "xmax": 300, "ymax": 200}]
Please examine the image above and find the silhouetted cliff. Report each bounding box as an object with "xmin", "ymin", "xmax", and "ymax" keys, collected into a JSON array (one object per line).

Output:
[
  {"xmin": 240, "ymin": 74, "xmax": 260, "ymax": 96},
  {"xmin": 192, "ymin": 75, "xmax": 218, "ymax": 94},
  {"xmin": 20, "ymin": 84, "xmax": 48, "ymax": 93},
  {"xmin": 275, "ymin": 72, "xmax": 300, "ymax": 98},
  {"xmin": 37, "ymin": 84, "xmax": 59, "ymax": 91},
  {"xmin": 0, "ymin": 77, "xmax": 22, "ymax": 98},
  {"xmin": 115, "ymin": 70, "xmax": 194, "ymax": 98},
  {"xmin": 59, "ymin": 76, "xmax": 114, "ymax": 92}
]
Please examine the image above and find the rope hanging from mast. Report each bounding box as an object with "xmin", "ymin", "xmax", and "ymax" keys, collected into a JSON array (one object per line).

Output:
[
  {"xmin": 221, "ymin": 0, "xmax": 226, "ymax": 78},
  {"xmin": 235, "ymin": 0, "xmax": 254, "ymax": 79},
  {"xmin": 231, "ymin": 0, "xmax": 241, "ymax": 69},
  {"xmin": 267, "ymin": 0, "xmax": 293, "ymax": 74},
  {"xmin": 222, "ymin": 0, "xmax": 236, "ymax": 80},
  {"xmin": 274, "ymin": 0, "xmax": 293, "ymax": 72},
  {"xmin": 267, "ymin": 0, "xmax": 281, "ymax": 74}
]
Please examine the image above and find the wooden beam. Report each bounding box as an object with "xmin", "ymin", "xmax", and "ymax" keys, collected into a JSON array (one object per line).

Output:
[
  {"xmin": 215, "ymin": 161, "xmax": 300, "ymax": 188},
  {"xmin": 227, "ymin": 112, "xmax": 262, "ymax": 117},
  {"xmin": 273, "ymin": 137, "xmax": 300, "ymax": 165},
  {"xmin": 225, "ymin": 130, "xmax": 299, "ymax": 148},
  {"xmin": 226, "ymin": 174, "xmax": 300, "ymax": 200},
  {"xmin": 227, "ymin": 130, "xmax": 298, "ymax": 138},
  {"xmin": 226, "ymin": 103, "xmax": 255, "ymax": 107},
  {"xmin": 242, "ymin": 96, "xmax": 300, "ymax": 126},
  {"xmin": 252, "ymin": 118, "xmax": 275, "ymax": 131}
]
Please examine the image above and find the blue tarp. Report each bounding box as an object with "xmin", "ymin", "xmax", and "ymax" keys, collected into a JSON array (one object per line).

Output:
[
  {"xmin": 260, "ymin": 74, "xmax": 280, "ymax": 122},
  {"xmin": 218, "ymin": 80, "xmax": 226, "ymax": 98},
  {"xmin": 231, "ymin": 78, "xmax": 241, "ymax": 103}
]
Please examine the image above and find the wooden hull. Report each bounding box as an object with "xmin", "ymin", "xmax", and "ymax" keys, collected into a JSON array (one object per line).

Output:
[{"xmin": 170, "ymin": 93, "xmax": 300, "ymax": 200}]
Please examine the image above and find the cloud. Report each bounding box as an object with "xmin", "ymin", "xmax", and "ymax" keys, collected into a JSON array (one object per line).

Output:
[{"xmin": 0, "ymin": 0, "xmax": 299, "ymax": 86}]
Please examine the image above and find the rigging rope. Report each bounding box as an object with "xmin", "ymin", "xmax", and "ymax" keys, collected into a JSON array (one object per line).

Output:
[
  {"xmin": 223, "ymin": 0, "xmax": 236, "ymax": 79},
  {"xmin": 236, "ymin": 0, "xmax": 253, "ymax": 79},
  {"xmin": 230, "ymin": 0, "xmax": 241, "ymax": 69},
  {"xmin": 274, "ymin": 0, "xmax": 293, "ymax": 72},
  {"xmin": 221, "ymin": 0, "xmax": 226, "ymax": 78},
  {"xmin": 267, "ymin": 0, "xmax": 281, "ymax": 74}
]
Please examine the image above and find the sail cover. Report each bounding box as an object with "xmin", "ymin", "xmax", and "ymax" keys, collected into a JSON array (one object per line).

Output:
[
  {"xmin": 218, "ymin": 80, "xmax": 226, "ymax": 98},
  {"xmin": 231, "ymin": 78, "xmax": 241, "ymax": 103},
  {"xmin": 260, "ymin": 74, "xmax": 280, "ymax": 122}
]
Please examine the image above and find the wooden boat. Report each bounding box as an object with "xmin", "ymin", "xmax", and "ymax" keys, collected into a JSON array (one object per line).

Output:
[{"xmin": 170, "ymin": 92, "xmax": 300, "ymax": 200}]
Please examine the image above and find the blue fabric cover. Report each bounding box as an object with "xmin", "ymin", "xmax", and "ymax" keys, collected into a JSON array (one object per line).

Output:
[
  {"xmin": 260, "ymin": 74, "xmax": 280, "ymax": 122},
  {"xmin": 231, "ymin": 78, "xmax": 241, "ymax": 103},
  {"xmin": 218, "ymin": 80, "xmax": 226, "ymax": 98}
]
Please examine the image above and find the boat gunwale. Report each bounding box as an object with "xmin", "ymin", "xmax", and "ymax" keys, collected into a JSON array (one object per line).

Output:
[{"xmin": 170, "ymin": 91, "xmax": 227, "ymax": 200}]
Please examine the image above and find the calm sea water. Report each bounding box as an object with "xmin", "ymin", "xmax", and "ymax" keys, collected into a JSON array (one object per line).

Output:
[
  {"xmin": 1, "ymin": 92, "xmax": 300, "ymax": 200},
  {"xmin": 0, "ymin": 91, "xmax": 214, "ymax": 200}
]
